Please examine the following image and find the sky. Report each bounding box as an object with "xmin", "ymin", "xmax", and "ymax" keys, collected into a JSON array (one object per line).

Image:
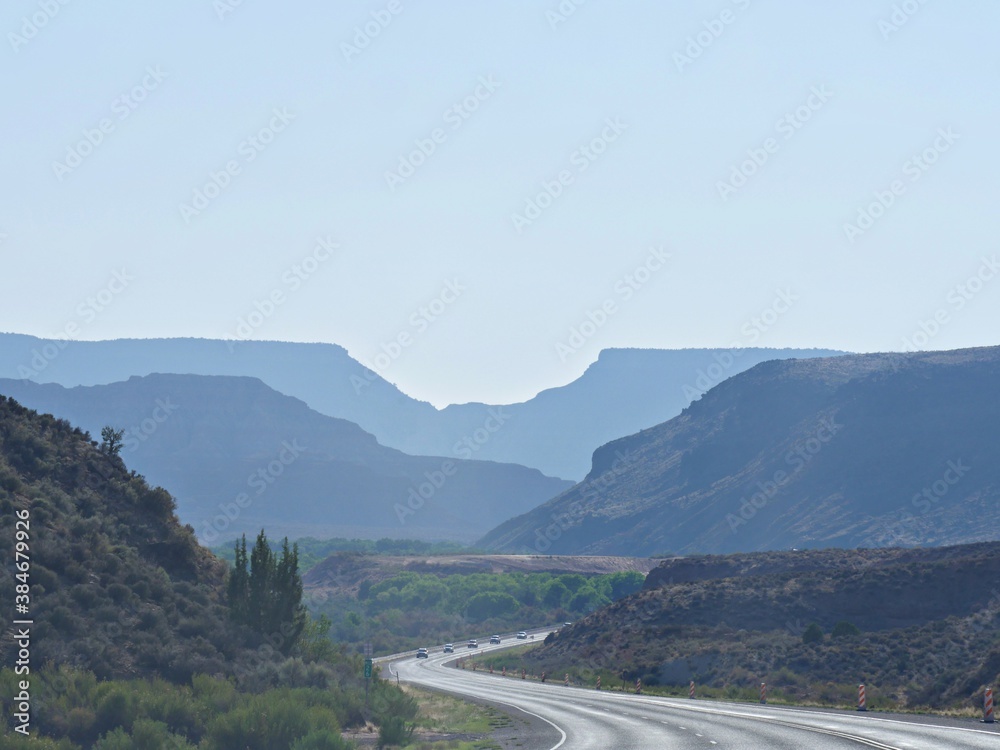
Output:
[{"xmin": 2, "ymin": 0, "xmax": 999, "ymax": 407}]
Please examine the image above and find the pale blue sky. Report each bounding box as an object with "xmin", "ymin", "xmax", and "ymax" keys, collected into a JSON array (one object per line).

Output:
[{"xmin": 3, "ymin": 1, "xmax": 998, "ymax": 406}]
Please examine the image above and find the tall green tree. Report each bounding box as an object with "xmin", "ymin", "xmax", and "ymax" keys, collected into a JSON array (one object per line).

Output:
[{"xmin": 228, "ymin": 530, "xmax": 306, "ymax": 653}]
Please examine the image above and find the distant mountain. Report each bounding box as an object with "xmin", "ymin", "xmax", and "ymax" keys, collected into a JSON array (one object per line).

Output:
[
  {"xmin": 0, "ymin": 374, "xmax": 571, "ymax": 544},
  {"xmin": 478, "ymin": 346, "xmax": 1000, "ymax": 556},
  {"xmin": 0, "ymin": 333, "xmax": 843, "ymax": 479}
]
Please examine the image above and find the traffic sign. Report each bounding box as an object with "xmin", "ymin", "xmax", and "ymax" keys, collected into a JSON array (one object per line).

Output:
[{"xmin": 364, "ymin": 658, "xmax": 373, "ymax": 679}]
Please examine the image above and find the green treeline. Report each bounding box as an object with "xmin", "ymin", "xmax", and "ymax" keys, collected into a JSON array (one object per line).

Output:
[{"xmin": 310, "ymin": 569, "xmax": 645, "ymax": 653}]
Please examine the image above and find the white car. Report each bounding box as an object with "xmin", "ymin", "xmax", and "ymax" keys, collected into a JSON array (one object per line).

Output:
[
  {"xmin": 467, "ymin": 639, "xmax": 478, "ymax": 648},
  {"xmin": 490, "ymin": 635, "xmax": 501, "ymax": 644},
  {"xmin": 443, "ymin": 643, "xmax": 454, "ymax": 653},
  {"xmin": 416, "ymin": 648, "xmax": 428, "ymax": 659},
  {"xmin": 516, "ymin": 631, "xmax": 527, "ymax": 639}
]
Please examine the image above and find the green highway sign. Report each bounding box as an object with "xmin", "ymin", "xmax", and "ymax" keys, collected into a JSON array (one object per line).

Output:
[{"xmin": 364, "ymin": 658, "xmax": 373, "ymax": 679}]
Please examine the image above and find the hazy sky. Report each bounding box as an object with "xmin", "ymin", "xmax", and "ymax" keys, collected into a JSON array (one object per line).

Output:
[{"xmin": 3, "ymin": 1, "xmax": 998, "ymax": 406}]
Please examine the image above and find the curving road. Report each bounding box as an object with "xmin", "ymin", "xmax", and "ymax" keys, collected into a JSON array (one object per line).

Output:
[{"xmin": 384, "ymin": 629, "xmax": 1000, "ymax": 749}]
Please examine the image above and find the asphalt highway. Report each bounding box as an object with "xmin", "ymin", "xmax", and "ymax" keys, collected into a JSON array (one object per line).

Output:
[{"xmin": 384, "ymin": 629, "xmax": 1000, "ymax": 749}]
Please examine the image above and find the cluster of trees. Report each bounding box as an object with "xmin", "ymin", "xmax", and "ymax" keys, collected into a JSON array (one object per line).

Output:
[
  {"xmin": 309, "ymin": 570, "xmax": 646, "ymax": 652},
  {"xmin": 227, "ymin": 531, "xmax": 307, "ymax": 652}
]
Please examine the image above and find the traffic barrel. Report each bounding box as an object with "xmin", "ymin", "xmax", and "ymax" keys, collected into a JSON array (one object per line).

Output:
[
  {"xmin": 565, "ymin": 673, "xmax": 569, "ymax": 687},
  {"xmin": 760, "ymin": 682, "xmax": 767, "ymax": 704},
  {"xmin": 986, "ymin": 687, "xmax": 995, "ymax": 723},
  {"xmin": 689, "ymin": 681, "xmax": 695, "ymax": 699},
  {"xmin": 858, "ymin": 684, "xmax": 866, "ymax": 712},
  {"xmin": 502, "ymin": 666, "xmax": 506, "ymax": 677},
  {"xmin": 596, "ymin": 676, "xmax": 601, "ymax": 690},
  {"xmin": 636, "ymin": 678, "xmax": 642, "ymax": 695}
]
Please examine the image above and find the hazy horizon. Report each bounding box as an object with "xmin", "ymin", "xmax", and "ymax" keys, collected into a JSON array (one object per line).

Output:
[{"xmin": 4, "ymin": 1, "xmax": 998, "ymax": 406}]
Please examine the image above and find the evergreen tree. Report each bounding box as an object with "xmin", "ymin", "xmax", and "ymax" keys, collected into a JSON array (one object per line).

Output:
[{"xmin": 228, "ymin": 530, "xmax": 306, "ymax": 653}]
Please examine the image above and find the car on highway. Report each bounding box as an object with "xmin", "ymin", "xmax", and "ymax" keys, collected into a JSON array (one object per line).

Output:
[
  {"xmin": 443, "ymin": 643, "xmax": 454, "ymax": 653},
  {"xmin": 563, "ymin": 622, "xmax": 572, "ymax": 627},
  {"xmin": 516, "ymin": 631, "xmax": 527, "ymax": 639},
  {"xmin": 490, "ymin": 635, "xmax": 501, "ymax": 644},
  {"xmin": 416, "ymin": 648, "xmax": 428, "ymax": 658},
  {"xmin": 467, "ymin": 639, "xmax": 478, "ymax": 648}
]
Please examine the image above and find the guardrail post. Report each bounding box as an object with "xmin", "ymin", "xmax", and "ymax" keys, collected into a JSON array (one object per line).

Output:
[
  {"xmin": 985, "ymin": 687, "xmax": 995, "ymax": 723},
  {"xmin": 858, "ymin": 684, "xmax": 866, "ymax": 712},
  {"xmin": 760, "ymin": 682, "xmax": 767, "ymax": 704}
]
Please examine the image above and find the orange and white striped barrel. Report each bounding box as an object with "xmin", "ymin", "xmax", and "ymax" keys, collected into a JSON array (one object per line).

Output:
[
  {"xmin": 985, "ymin": 687, "xmax": 995, "ymax": 723},
  {"xmin": 636, "ymin": 678, "xmax": 642, "ymax": 694},
  {"xmin": 596, "ymin": 676, "xmax": 601, "ymax": 690},
  {"xmin": 565, "ymin": 673, "xmax": 569, "ymax": 686},
  {"xmin": 858, "ymin": 684, "xmax": 866, "ymax": 711},
  {"xmin": 760, "ymin": 682, "xmax": 767, "ymax": 704},
  {"xmin": 689, "ymin": 680, "xmax": 695, "ymax": 699}
]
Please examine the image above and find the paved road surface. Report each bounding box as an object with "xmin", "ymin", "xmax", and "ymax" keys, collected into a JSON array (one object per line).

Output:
[{"xmin": 385, "ymin": 629, "xmax": 1000, "ymax": 749}]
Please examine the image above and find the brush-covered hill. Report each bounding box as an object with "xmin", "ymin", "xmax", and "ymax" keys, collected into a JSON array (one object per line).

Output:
[
  {"xmin": 0, "ymin": 334, "xmax": 842, "ymax": 479},
  {"xmin": 0, "ymin": 374, "xmax": 571, "ymax": 544},
  {"xmin": 479, "ymin": 347, "xmax": 1000, "ymax": 556},
  {"xmin": 0, "ymin": 393, "xmax": 246, "ymax": 682},
  {"xmin": 0, "ymin": 394, "xmax": 416, "ymax": 748},
  {"xmin": 498, "ymin": 543, "xmax": 1000, "ymax": 711}
]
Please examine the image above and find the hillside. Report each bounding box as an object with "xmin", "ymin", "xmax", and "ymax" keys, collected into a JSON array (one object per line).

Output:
[
  {"xmin": 0, "ymin": 334, "xmax": 842, "ymax": 479},
  {"xmin": 0, "ymin": 394, "xmax": 418, "ymax": 747},
  {"xmin": 507, "ymin": 543, "xmax": 1000, "ymax": 710},
  {"xmin": 0, "ymin": 374, "xmax": 571, "ymax": 544},
  {"xmin": 0, "ymin": 394, "xmax": 244, "ymax": 682},
  {"xmin": 478, "ymin": 347, "xmax": 1000, "ymax": 556}
]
